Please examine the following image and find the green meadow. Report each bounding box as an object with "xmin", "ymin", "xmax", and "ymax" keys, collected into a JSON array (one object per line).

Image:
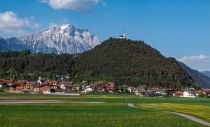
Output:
[
  {"xmin": 0, "ymin": 94, "xmax": 210, "ymax": 127},
  {"xmin": 138, "ymin": 103, "xmax": 210, "ymax": 122}
]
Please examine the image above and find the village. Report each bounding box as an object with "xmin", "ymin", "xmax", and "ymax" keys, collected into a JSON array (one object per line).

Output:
[{"xmin": 0, "ymin": 77, "xmax": 210, "ymax": 98}]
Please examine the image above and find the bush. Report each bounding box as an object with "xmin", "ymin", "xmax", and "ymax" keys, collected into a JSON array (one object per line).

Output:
[{"xmin": 0, "ymin": 88, "xmax": 4, "ymax": 92}]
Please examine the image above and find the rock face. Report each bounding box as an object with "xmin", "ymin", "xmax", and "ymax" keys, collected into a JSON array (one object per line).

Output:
[
  {"xmin": 178, "ymin": 62, "xmax": 210, "ymax": 88},
  {"xmin": 4, "ymin": 24, "xmax": 101, "ymax": 54}
]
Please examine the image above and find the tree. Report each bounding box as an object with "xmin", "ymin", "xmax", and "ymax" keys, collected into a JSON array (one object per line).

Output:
[
  {"xmin": 47, "ymin": 72, "xmax": 56, "ymax": 80},
  {"xmin": 7, "ymin": 68, "xmax": 17, "ymax": 79},
  {"xmin": 0, "ymin": 69, "xmax": 5, "ymax": 78}
]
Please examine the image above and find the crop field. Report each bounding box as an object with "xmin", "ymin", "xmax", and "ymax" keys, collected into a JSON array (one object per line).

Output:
[{"xmin": 0, "ymin": 93, "xmax": 210, "ymax": 127}]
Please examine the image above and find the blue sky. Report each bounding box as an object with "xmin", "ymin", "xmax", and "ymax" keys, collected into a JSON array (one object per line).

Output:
[{"xmin": 0, "ymin": 0, "xmax": 210, "ymax": 71}]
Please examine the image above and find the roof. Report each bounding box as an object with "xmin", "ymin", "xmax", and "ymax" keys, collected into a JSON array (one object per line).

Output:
[{"xmin": 2, "ymin": 80, "xmax": 14, "ymax": 84}]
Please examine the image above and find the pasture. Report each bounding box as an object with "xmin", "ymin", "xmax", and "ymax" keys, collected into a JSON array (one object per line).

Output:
[{"xmin": 0, "ymin": 94, "xmax": 210, "ymax": 127}]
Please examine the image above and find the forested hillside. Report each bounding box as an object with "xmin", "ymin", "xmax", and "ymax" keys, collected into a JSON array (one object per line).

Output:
[
  {"xmin": 0, "ymin": 38, "xmax": 195, "ymax": 88},
  {"xmin": 73, "ymin": 38, "xmax": 194, "ymax": 87},
  {"xmin": 0, "ymin": 51, "xmax": 74, "ymax": 80}
]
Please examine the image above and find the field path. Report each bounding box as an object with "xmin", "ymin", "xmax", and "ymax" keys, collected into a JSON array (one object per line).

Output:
[
  {"xmin": 170, "ymin": 112, "xmax": 210, "ymax": 127},
  {"xmin": 128, "ymin": 103, "xmax": 210, "ymax": 127},
  {"xmin": 128, "ymin": 103, "xmax": 136, "ymax": 108},
  {"xmin": 0, "ymin": 100, "xmax": 105, "ymax": 104}
]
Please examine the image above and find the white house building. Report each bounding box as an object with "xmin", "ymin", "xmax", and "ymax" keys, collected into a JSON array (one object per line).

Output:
[
  {"xmin": 181, "ymin": 91, "xmax": 196, "ymax": 98},
  {"xmin": 83, "ymin": 86, "xmax": 93, "ymax": 93},
  {"xmin": 119, "ymin": 32, "xmax": 126, "ymax": 39}
]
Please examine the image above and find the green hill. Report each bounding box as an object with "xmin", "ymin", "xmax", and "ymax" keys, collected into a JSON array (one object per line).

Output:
[{"xmin": 73, "ymin": 38, "xmax": 194, "ymax": 87}]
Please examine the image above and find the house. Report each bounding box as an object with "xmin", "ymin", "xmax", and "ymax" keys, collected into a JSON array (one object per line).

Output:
[
  {"xmin": 91, "ymin": 81, "xmax": 105, "ymax": 87},
  {"xmin": 0, "ymin": 81, "xmax": 4, "ymax": 88},
  {"xmin": 103, "ymin": 82, "xmax": 115, "ymax": 93},
  {"xmin": 90, "ymin": 81, "xmax": 116, "ymax": 93},
  {"xmin": 134, "ymin": 87, "xmax": 146, "ymax": 96},
  {"xmin": 201, "ymin": 89, "xmax": 210, "ymax": 97},
  {"xmin": 9, "ymin": 80, "xmax": 28, "ymax": 93},
  {"xmin": 59, "ymin": 82, "xmax": 80, "ymax": 93},
  {"xmin": 46, "ymin": 80, "xmax": 59, "ymax": 86},
  {"xmin": 165, "ymin": 89, "xmax": 184, "ymax": 97},
  {"xmin": 51, "ymin": 84, "xmax": 58, "ymax": 90},
  {"xmin": 59, "ymin": 84, "xmax": 66, "ymax": 90},
  {"xmin": 84, "ymin": 86, "xmax": 93, "ymax": 93},
  {"xmin": 3, "ymin": 80, "xmax": 14, "ymax": 87},
  {"xmin": 90, "ymin": 81, "xmax": 105, "ymax": 92},
  {"xmin": 24, "ymin": 82, "xmax": 34, "ymax": 91},
  {"xmin": 127, "ymin": 87, "xmax": 136, "ymax": 93},
  {"xmin": 10, "ymin": 84, "xmax": 25, "ymax": 93},
  {"xmin": 179, "ymin": 88, "xmax": 196, "ymax": 98},
  {"xmin": 33, "ymin": 83, "xmax": 51, "ymax": 94},
  {"xmin": 8, "ymin": 80, "xmax": 37, "ymax": 93},
  {"xmin": 181, "ymin": 91, "xmax": 196, "ymax": 98},
  {"xmin": 69, "ymin": 84, "xmax": 80, "ymax": 92},
  {"xmin": 106, "ymin": 82, "xmax": 115, "ymax": 90},
  {"xmin": 173, "ymin": 90, "xmax": 183, "ymax": 97},
  {"xmin": 195, "ymin": 90, "xmax": 203, "ymax": 97},
  {"xmin": 145, "ymin": 88, "xmax": 166, "ymax": 97},
  {"xmin": 17, "ymin": 80, "xmax": 27, "ymax": 84}
]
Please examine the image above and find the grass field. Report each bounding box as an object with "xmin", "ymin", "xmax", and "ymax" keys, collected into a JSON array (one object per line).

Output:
[
  {"xmin": 0, "ymin": 93, "xmax": 210, "ymax": 127},
  {"xmin": 137, "ymin": 103, "xmax": 210, "ymax": 122}
]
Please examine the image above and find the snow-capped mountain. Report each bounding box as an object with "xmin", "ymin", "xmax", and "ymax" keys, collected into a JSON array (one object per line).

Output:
[{"xmin": 6, "ymin": 24, "xmax": 101, "ymax": 54}]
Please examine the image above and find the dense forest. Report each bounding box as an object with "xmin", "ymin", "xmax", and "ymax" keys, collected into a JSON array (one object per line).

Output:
[
  {"xmin": 0, "ymin": 51, "xmax": 74, "ymax": 80},
  {"xmin": 0, "ymin": 38, "xmax": 195, "ymax": 88},
  {"xmin": 73, "ymin": 38, "xmax": 194, "ymax": 87}
]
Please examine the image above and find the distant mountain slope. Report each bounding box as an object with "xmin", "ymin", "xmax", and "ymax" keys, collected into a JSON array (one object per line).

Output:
[
  {"xmin": 202, "ymin": 71, "xmax": 210, "ymax": 78},
  {"xmin": 178, "ymin": 62, "xmax": 210, "ymax": 88},
  {"xmin": 74, "ymin": 38, "xmax": 194, "ymax": 87},
  {"xmin": 1, "ymin": 24, "xmax": 101, "ymax": 54},
  {"xmin": 0, "ymin": 37, "xmax": 9, "ymax": 51},
  {"xmin": 6, "ymin": 37, "xmax": 28, "ymax": 51}
]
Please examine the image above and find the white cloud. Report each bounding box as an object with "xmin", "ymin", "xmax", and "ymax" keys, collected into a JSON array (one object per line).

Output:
[
  {"xmin": 41, "ymin": 0, "xmax": 103, "ymax": 11},
  {"xmin": 0, "ymin": 11, "xmax": 41, "ymax": 37},
  {"xmin": 178, "ymin": 55, "xmax": 210, "ymax": 62},
  {"xmin": 177, "ymin": 55, "xmax": 210, "ymax": 71}
]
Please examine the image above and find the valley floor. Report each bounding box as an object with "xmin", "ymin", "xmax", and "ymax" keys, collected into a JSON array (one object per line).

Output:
[{"xmin": 0, "ymin": 94, "xmax": 210, "ymax": 127}]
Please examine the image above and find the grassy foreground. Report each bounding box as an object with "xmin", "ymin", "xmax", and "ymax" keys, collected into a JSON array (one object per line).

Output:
[
  {"xmin": 0, "ymin": 103, "xmax": 207, "ymax": 127},
  {"xmin": 0, "ymin": 94, "xmax": 210, "ymax": 127},
  {"xmin": 137, "ymin": 103, "xmax": 210, "ymax": 122}
]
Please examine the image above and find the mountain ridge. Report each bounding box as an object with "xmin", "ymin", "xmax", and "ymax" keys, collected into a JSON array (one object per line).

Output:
[
  {"xmin": 202, "ymin": 71, "xmax": 210, "ymax": 78},
  {"xmin": 178, "ymin": 62, "xmax": 210, "ymax": 88},
  {"xmin": 0, "ymin": 24, "xmax": 101, "ymax": 54},
  {"xmin": 0, "ymin": 37, "xmax": 9, "ymax": 51}
]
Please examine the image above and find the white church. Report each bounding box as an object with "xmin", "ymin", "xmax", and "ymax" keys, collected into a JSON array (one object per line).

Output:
[{"xmin": 119, "ymin": 32, "xmax": 126, "ymax": 39}]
